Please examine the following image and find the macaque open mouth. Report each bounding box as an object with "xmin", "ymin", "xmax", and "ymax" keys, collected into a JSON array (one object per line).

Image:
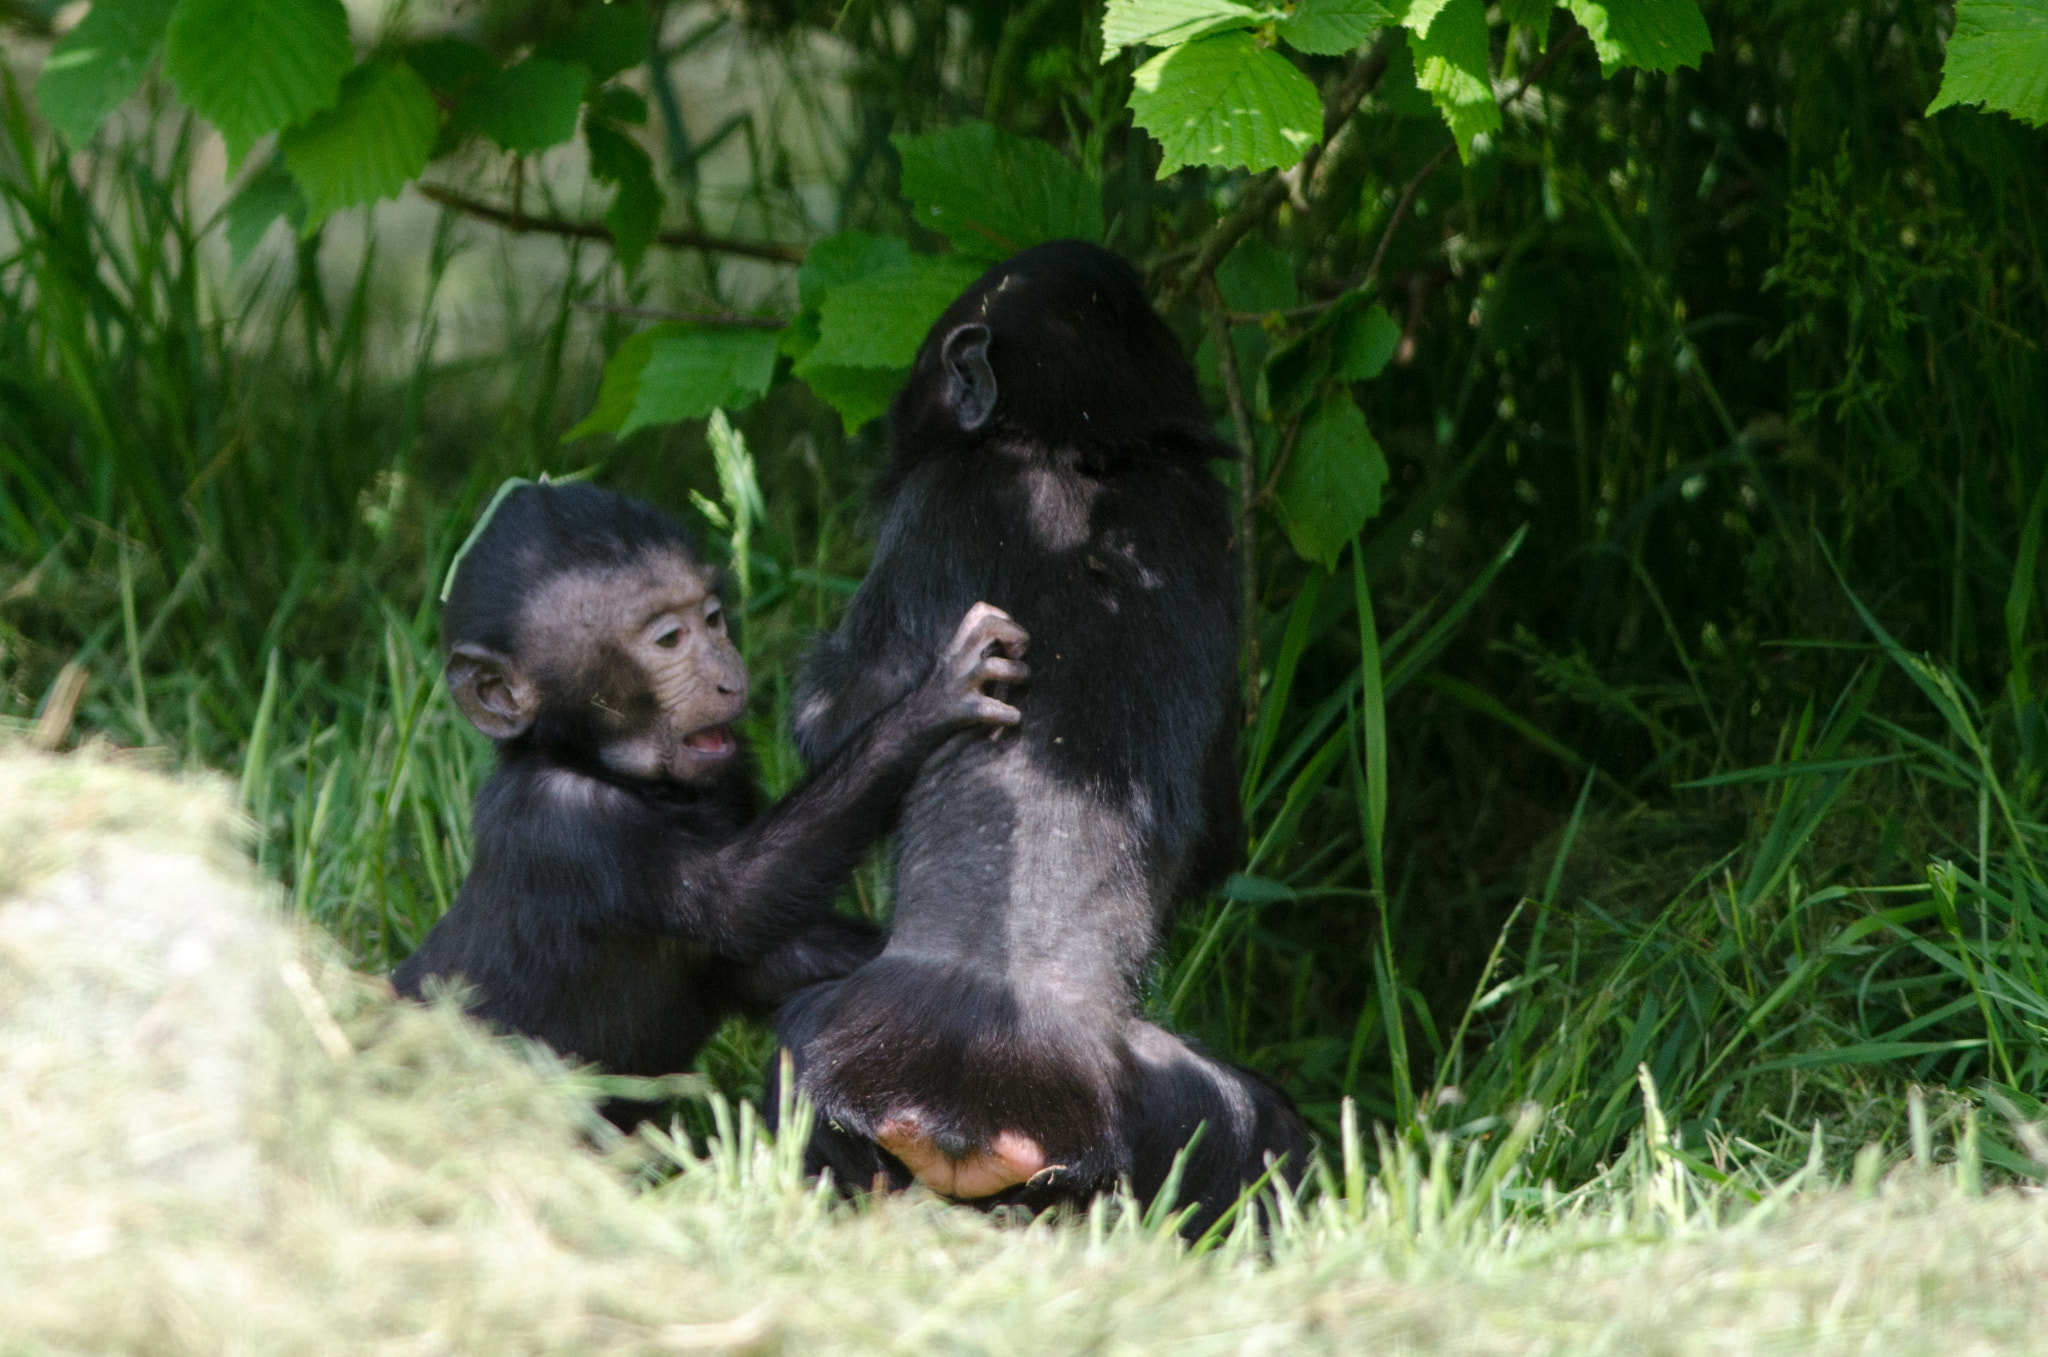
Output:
[{"xmin": 683, "ymin": 724, "xmax": 736, "ymax": 757}]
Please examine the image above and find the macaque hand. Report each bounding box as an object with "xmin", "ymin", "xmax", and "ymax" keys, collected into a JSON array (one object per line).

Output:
[{"xmin": 926, "ymin": 601, "xmax": 1029, "ymax": 732}]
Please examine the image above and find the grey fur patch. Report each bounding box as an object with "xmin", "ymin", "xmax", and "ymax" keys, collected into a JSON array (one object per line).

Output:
[
  {"xmin": 887, "ymin": 739, "xmax": 1158, "ymax": 1033},
  {"xmin": 1022, "ymin": 465, "xmax": 1098, "ymax": 552}
]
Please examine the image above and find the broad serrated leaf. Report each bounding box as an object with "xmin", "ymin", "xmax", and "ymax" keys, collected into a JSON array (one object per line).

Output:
[
  {"xmin": 1262, "ymin": 331, "xmax": 1332, "ymax": 421},
  {"xmin": 1261, "ymin": 294, "xmax": 1393, "ymax": 418},
  {"xmin": 1219, "ymin": 236, "xmax": 1300, "ymax": 312},
  {"xmin": 621, "ymin": 326, "xmax": 781, "ymax": 435},
  {"xmin": 797, "ymin": 231, "xmax": 912, "ymax": 310},
  {"xmin": 1277, "ymin": 390, "xmax": 1388, "ymax": 568},
  {"xmin": 893, "ymin": 122, "xmax": 1102, "ymax": 260},
  {"xmin": 1278, "ymin": 0, "xmax": 1393, "ymax": 56},
  {"xmin": 544, "ymin": 1, "xmax": 651, "ymax": 84},
  {"xmin": 591, "ymin": 84, "xmax": 649, "ymax": 124},
  {"xmin": 1101, "ymin": 0, "xmax": 1261, "ymax": 58},
  {"xmin": 403, "ymin": 37, "xmax": 494, "ymax": 96},
  {"xmin": 803, "ymin": 256, "xmax": 988, "ymax": 370},
  {"xmin": 224, "ymin": 155, "xmax": 305, "ymax": 268},
  {"xmin": 1928, "ymin": 0, "xmax": 2048, "ymax": 127},
  {"xmin": 779, "ymin": 309, "xmax": 822, "ymax": 364},
  {"xmin": 280, "ymin": 59, "xmax": 438, "ymax": 228},
  {"xmin": 1130, "ymin": 31, "xmax": 1323, "ymax": 175},
  {"xmin": 35, "ymin": 0, "xmax": 177, "ymax": 147},
  {"xmin": 798, "ymin": 364, "xmax": 910, "ymax": 433},
  {"xmin": 1403, "ymin": 0, "xmax": 1499, "ymax": 160},
  {"xmin": 1562, "ymin": 0, "xmax": 1711, "ymax": 76},
  {"xmin": 1335, "ymin": 302, "xmax": 1400, "ymax": 378},
  {"xmin": 457, "ymin": 57, "xmax": 588, "ymax": 153},
  {"xmin": 1499, "ymin": 0, "xmax": 1556, "ymax": 28},
  {"xmin": 567, "ymin": 327, "xmax": 661, "ymax": 440},
  {"xmin": 164, "ymin": 0, "xmax": 351, "ymax": 167},
  {"xmin": 586, "ymin": 120, "xmax": 663, "ymax": 271}
]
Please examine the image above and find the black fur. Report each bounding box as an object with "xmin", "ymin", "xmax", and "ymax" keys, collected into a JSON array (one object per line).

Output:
[
  {"xmin": 398, "ymin": 484, "xmax": 1016, "ymax": 1126},
  {"xmin": 777, "ymin": 241, "xmax": 1306, "ymax": 1233}
]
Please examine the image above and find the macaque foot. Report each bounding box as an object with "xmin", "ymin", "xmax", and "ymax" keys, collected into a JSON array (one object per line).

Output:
[{"xmin": 876, "ymin": 1112, "xmax": 1048, "ymax": 1199}]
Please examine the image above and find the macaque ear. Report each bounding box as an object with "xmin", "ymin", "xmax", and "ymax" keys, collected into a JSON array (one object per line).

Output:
[
  {"xmin": 446, "ymin": 643, "xmax": 538, "ymax": 740},
  {"xmin": 941, "ymin": 323, "xmax": 996, "ymax": 432}
]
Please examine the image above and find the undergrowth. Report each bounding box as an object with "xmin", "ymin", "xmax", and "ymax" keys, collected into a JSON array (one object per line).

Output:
[{"xmin": 4, "ymin": 0, "xmax": 2048, "ymax": 1209}]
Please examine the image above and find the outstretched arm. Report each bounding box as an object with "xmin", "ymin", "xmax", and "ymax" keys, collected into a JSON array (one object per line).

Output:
[
  {"xmin": 658, "ymin": 603, "xmax": 1027, "ymax": 958},
  {"xmin": 792, "ymin": 626, "xmax": 930, "ymax": 769}
]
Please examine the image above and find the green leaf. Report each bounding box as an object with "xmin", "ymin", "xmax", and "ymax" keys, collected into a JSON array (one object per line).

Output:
[
  {"xmin": 1562, "ymin": 0, "xmax": 1711, "ymax": 76},
  {"xmin": 893, "ymin": 121, "xmax": 1102, "ymax": 260},
  {"xmin": 544, "ymin": 1, "xmax": 652, "ymax": 84},
  {"xmin": 1278, "ymin": 0, "xmax": 1393, "ymax": 56},
  {"xmin": 224, "ymin": 154, "xmax": 305, "ymax": 267},
  {"xmin": 1928, "ymin": 0, "xmax": 2048, "ymax": 127},
  {"xmin": 403, "ymin": 37, "xmax": 494, "ymax": 96},
  {"xmin": 798, "ymin": 364, "xmax": 910, "ymax": 434},
  {"xmin": 1101, "ymin": 0, "xmax": 1261, "ymax": 58},
  {"xmin": 778, "ymin": 309, "xmax": 822, "ymax": 364},
  {"xmin": 35, "ymin": 0, "xmax": 177, "ymax": 147},
  {"xmin": 786, "ymin": 232, "xmax": 918, "ymax": 425},
  {"xmin": 568, "ymin": 325, "xmax": 781, "ymax": 440},
  {"xmin": 1261, "ymin": 295, "xmax": 1394, "ymax": 419},
  {"xmin": 622, "ymin": 326, "xmax": 781, "ymax": 435},
  {"xmin": 1499, "ymin": 0, "xmax": 1555, "ymax": 28},
  {"xmin": 280, "ymin": 59, "xmax": 438, "ymax": 229},
  {"xmin": 1130, "ymin": 31, "xmax": 1323, "ymax": 175},
  {"xmin": 567, "ymin": 327, "xmax": 661, "ymax": 441},
  {"xmin": 1334, "ymin": 301, "xmax": 1400, "ymax": 378},
  {"xmin": 456, "ymin": 57, "xmax": 588, "ymax": 153},
  {"xmin": 591, "ymin": 84, "xmax": 649, "ymax": 125},
  {"xmin": 1263, "ymin": 332, "xmax": 1331, "ymax": 421},
  {"xmin": 1402, "ymin": 0, "xmax": 1500, "ymax": 160},
  {"xmin": 586, "ymin": 120, "xmax": 663, "ymax": 272},
  {"xmin": 1277, "ymin": 390, "xmax": 1388, "ymax": 568},
  {"xmin": 163, "ymin": 0, "xmax": 352, "ymax": 167},
  {"xmin": 802, "ymin": 256, "xmax": 988, "ymax": 370},
  {"xmin": 1218, "ymin": 236, "xmax": 1300, "ymax": 312},
  {"xmin": 797, "ymin": 231, "xmax": 912, "ymax": 311}
]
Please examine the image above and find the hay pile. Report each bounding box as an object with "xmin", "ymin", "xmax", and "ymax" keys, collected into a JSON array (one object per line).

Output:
[{"xmin": 3, "ymin": 746, "xmax": 2047, "ymax": 1355}]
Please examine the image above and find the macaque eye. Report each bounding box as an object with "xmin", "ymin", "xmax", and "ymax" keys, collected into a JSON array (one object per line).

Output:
[
  {"xmin": 653, "ymin": 626, "xmax": 683, "ymax": 649},
  {"xmin": 705, "ymin": 605, "xmax": 724, "ymax": 633}
]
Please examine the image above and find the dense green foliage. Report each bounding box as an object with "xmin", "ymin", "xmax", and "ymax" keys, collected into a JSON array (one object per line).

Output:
[{"xmin": 3, "ymin": 0, "xmax": 2047, "ymax": 1200}]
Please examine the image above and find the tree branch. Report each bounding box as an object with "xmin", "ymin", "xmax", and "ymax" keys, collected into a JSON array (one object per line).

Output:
[
  {"xmin": 413, "ymin": 183, "xmax": 807, "ymax": 265},
  {"xmin": 572, "ymin": 300, "xmax": 789, "ymax": 329}
]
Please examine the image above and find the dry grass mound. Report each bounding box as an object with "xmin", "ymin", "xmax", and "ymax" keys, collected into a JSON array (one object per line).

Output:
[{"xmin": 3, "ymin": 746, "xmax": 2047, "ymax": 1355}]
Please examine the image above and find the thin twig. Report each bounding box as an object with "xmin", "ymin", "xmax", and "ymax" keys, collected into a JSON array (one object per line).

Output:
[
  {"xmin": 572, "ymin": 300, "xmax": 789, "ymax": 329},
  {"xmin": 1359, "ymin": 30, "xmax": 1581, "ymax": 291},
  {"xmin": 1204, "ymin": 280, "xmax": 1263, "ymax": 723},
  {"xmin": 414, "ymin": 183, "xmax": 807, "ymax": 265},
  {"xmin": 1224, "ymin": 297, "xmax": 1357, "ymax": 326},
  {"xmin": 1171, "ymin": 24, "xmax": 1580, "ymax": 306},
  {"xmin": 1257, "ymin": 415, "xmax": 1306, "ymax": 507},
  {"xmin": 1361, "ymin": 143, "xmax": 1455, "ymax": 290}
]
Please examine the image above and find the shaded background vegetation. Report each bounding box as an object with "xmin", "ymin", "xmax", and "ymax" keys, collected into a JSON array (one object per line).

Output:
[{"xmin": 3, "ymin": 0, "xmax": 2047, "ymax": 1193}]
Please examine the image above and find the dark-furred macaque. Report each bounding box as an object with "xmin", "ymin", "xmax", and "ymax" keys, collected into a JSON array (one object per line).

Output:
[
  {"xmin": 395, "ymin": 483, "xmax": 1028, "ymax": 1126},
  {"xmin": 775, "ymin": 241, "xmax": 1306, "ymax": 1233}
]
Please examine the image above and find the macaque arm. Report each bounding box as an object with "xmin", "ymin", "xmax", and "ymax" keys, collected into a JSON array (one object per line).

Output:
[{"xmin": 659, "ymin": 604, "xmax": 1027, "ymax": 958}]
